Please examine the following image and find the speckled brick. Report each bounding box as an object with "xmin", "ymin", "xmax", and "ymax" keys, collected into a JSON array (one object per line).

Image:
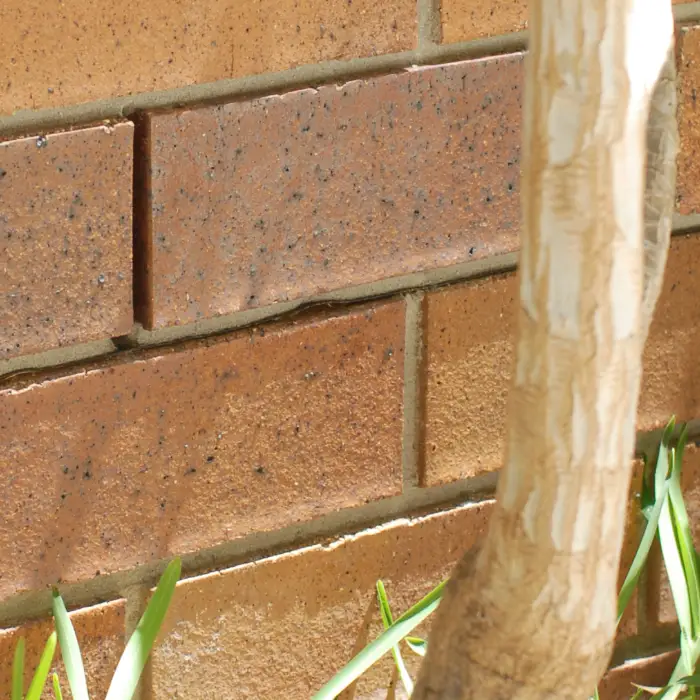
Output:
[
  {"xmin": 0, "ymin": 301, "xmax": 404, "ymax": 599},
  {"xmin": 639, "ymin": 234, "xmax": 700, "ymax": 429},
  {"xmin": 422, "ymin": 234, "xmax": 700, "ymax": 487},
  {"xmin": 142, "ymin": 56, "xmax": 523, "ymax": 329},
  {"xmin": 441, "ymin": 0, "xmax": 527, "ymax": 44},
  {"xmin": 648, "ymin": 443, "xmax": 700, "ymax": 626},
  {"xmin": 149, "ymin": 503, "xmax": 491, "ymax": 699},
  {"xmin": 421, "ymin": 271, "xmax": 516, "ymax": 486},
  {"xmin": 598, "ymin": 651, "xmax": 679, "ymax": 700},
  {"xmin": 0, "ymin": 600, "xmax": 125, "ymax": 699},
  {"xmin": 440, "ymin": 0, "xmax": 691, "ymax": 45},
  {"xmin": 0, "ymin": 0, "xmax": 414, "ymax": 115},
  {"xmin": 677, "ymin": 25, "xmax": 700, "ymax": 215},
  {"xmin": 0, "ymin": 124, "xmax": 133, "ymax": 360}
]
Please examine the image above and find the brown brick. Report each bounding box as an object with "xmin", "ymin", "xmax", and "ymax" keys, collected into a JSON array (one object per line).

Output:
[
  {"xmin": 0, "ymin": 125, "xmax": 133, "ymax": 360},
  {"xmin": 0, "ymin": 0, "xmax": 414, "ymax": 115},
  {"xmin": 143, "ymin": 57, "xmax": 523, "ymax": 329},
  {"xmin": 678, "ymin": 25, "xmax": 700, "ymax": 215},
  {"xmin": 441, "ymin": 0, "xmax": 691, "ymax": 45},
  {"xmin": 639, "ymin": 234, "xmax": 700, "ymax": 430},
  {"xmin": 421, "ymin": 271, "xmax": 515, "ymax": 486},
  {"xmin": 0, "ymin": 600, "xmax": 125, "ymax": 699},
  {"xmin": 598, "ymin": 651, "xmax": 679, "ymax": 700},
  {"xmin": 149, "ymin": 503, "xmax": 491, "ymax": 699},
  {"xmin": 441, "ymin": 0, "xmax": 527, "ymax": 45},
  {"xmin": 649, "ymin": 443, "xmax": 700, "ymax": 626},
  {"xmin": 0, "ymin": 301, "xmax": 404, "ymax": 599},
  {"xmin": 422, "ymin": 234, "xmax": 700, "ymax": 487}
]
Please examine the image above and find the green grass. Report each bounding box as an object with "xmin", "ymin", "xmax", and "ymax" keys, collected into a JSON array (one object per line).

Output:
[
  {"xmin": 12, "ymin": 558, "xmax": 180, "ymax": 700},
  {"xmin": 315, "ymin": 417, "xmax": 700, "ymax": 699},
  {"xmin": 10, "ymin": 417, "xmax": 700, "ymax": 699}
]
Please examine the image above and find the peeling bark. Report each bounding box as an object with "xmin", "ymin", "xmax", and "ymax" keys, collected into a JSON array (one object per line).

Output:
[
  {"xmin": 412, "ymin": 2, "xmax": 676, "ymax": 698},
  {"xmin": 641, "ymin": 48, "xmax": 678, "ymax": 340}
]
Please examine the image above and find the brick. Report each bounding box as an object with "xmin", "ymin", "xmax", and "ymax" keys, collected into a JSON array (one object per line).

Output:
[
  {"xmin": 0, "ymin": 0, "xmax": 414, "ymax": 115},
  {"xmin": 678, "ymin": 26, "xmax": 700, "ymax": 215},
  {"xmin": 649, "ymin": 443, "xmax": 700, "ymax": 626},
  {"xmin": 0, "ymin": 301, "xmax": 404, "ymax": 599},
  {"xmin": 0, "ymin": 600, "xmax": 125, "ymax": 699},
  {"xmin": 441, "ymin": 0, "xmax": 692, "ymax": 45},
  {"xmin": 639, "ymin": 234, "xmax": 700, "ymax": 430},
  {"xmin": 441, "ymin": 0, "xmax": 527, "ymax": 45},
  {"xmin": 598, "ymin": 651, "xmax": 679, "ymax": 700},
  {"xmin": 143, "ymin": 56, "xmax": 523, "ymax": 329},
  {"xmin": 421, "ymin": 271, "xmax": 515, "ymax": 486},
  {"xmin": 422, "ymin": 234, "xmax": 700, "ymax": 487},
  {"xmin": 0, "ymin": 124, "xmax": 133, "ymax": 360},
  {"xmin": 149, "ymin": 503, "xmax": 491, "ymax": 699}
]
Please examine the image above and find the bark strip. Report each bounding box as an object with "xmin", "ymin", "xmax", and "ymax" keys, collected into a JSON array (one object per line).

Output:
[{"xmin": 412, "ymin": 2, "xmax": 676, "ymax": 698}]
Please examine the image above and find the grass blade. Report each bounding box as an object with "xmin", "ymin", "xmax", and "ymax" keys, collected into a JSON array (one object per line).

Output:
[
  {"xmin": 52, "ymin": 589, "xmax": 89, "ymax": 700},
  {"xmin": 618, "ymin": 434, "xmax": 674, "ymax": 622},
  {"xmin": 376, "ymin": 581, "xmax": 413, "ymax": 696},
  {"xmin": 12, "ymin": 638, "xmax": 25, "ymax": 700},
  {"xmin": 26, "ymin": 631, "xmax": 58, "ymax": 700},
  {"xmin": 52, "ymin": 672, "xmax": 64, "ymax": 700},
  {"xmin": 405, "ymin": 636, "xmax": 427, "ymax": 657},
  {"xmin": 105, "ymin": 557, "xmax": 181, "ymax": 700},
  {"xmin": 313, "ymin": 580, "xmax": 446, "ymax": 699},
  {"xmin": 660, "ymin": 493, "xmax": 692, "ymax": 654},
  {"xmin": 667, "ymin": 439, "xmax": 700, "ymax": 639}
]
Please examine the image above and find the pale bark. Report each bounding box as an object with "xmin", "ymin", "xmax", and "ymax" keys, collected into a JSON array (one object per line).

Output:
[
  {"xmin": 641, "ymin": 48, "xmax": 678, "ymax": 340},
  {"xmin": 412, "ymin": 2, "xmax": 675, "ymax": 698}
]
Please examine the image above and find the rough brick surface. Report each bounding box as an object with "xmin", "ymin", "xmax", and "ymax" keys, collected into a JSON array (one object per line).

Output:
[
  {"xmin": 422, "ymin": 233, "xmax": 700, "ymax": 486},
  {"xmin": 639, "ymin": 234, "xmax": 700, "ymax": 430},
  {"xmin": 0, "ymin": 0, "xmax": 414, "ymax": 115},
  {"xmin": 421, "ymin": 271, "xmax": 515, "ymax": 485},
  {"xmin": 0, "ymin": 125, "xmax": 133, "ymax": 360},
  {"xmin": 441, "ymin": 0, "xmax": 692, "ymax": 45},
  {"xmin": 0, "ymin": 301, "xmax": 404, "ymax": 599},
  {"xmin": 598, "ymin": 651, "xmax": 679, "ymax": 700},
  {"xmin": 0, "ymin": 600, "xmax": 125, "ymax": 699},
  {"xmin": 677, "ymin": 25, "xmax": 700, "ymax": 215},
  {"xmin": 143, "ymin": 56, "xmax": 523, "ymax": 328},
  {"xmin": 441, "ymin": 0, "xmax": 527, "ymax": 44},
  {"xmin": 149, "ymin": 504, "xmax": 491, "ymax": 699}
]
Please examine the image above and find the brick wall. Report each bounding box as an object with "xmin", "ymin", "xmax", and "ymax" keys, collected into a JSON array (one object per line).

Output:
[{"xmin": 1, "ymin": 1, "xmax": 700, "ymax": 697}]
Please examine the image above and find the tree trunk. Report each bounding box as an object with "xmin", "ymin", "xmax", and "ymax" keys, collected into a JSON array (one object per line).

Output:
[{"xmin": 411, "ymin": 1, "xmax": 676, "ymax": 698}]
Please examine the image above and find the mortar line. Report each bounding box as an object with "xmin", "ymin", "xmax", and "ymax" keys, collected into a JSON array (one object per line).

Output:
[
  {"xmin": 402, "ymin": 292, "xmax": 424, "ymax": 489},
  {"xmin": 0, "ymin": 251, "xmax": 519, "ymax": 383},
  {"xmin": 1, "ymin": 34, "xmax": 527, "ymax": 140},
  {"xmin": 0, "ymin": 420, "xmax": 696, "ymax": 629},
  {"xmin": 132, "ymin": 115, "xmax": 153, "ymax": 326},
  {"xmin": 4, "ymin": 220, "xmax": 700, "ymax": 383},
  {"xmin": 675, "ymin": 1, "xmax": 700, "ymax": 25},
  {"xmin": 416, "ymin": 0, "xmax": 442, "ymax": 56},
  {"xmin": 2, "ymin": 0, "xmax": 699, "ymax": 139},
  {"xmin": 0, "ymin": 475, "xmax": 498, "ymax": 628}
]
